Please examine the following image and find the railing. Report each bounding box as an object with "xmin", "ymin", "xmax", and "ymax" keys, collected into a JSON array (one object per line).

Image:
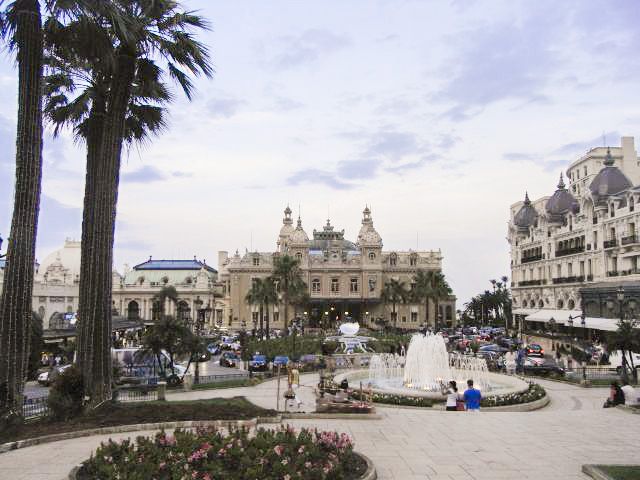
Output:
[
  {"xmin": 565, "ymin": 366, "xmax": 638, "ymax": 384},
  {"xmin": 196, "ymin": 372, "xmax": 249, "ymax": 385},
  {"xmin": 552, "ymin": 275, "xmax": 585, "ymax": 284},
  {"xmin": 606, "ymin": 271, "xmax": 619, "ymax": 277},
  {"xmin": 604, "ymin": 239, "xmax": 618, "ymax": 249},
  {"xmin": 518, "ymin": 279, "xmax": 543, "ymax": 287},
  {"xmin": 619, "ymin": 268, "xmax": 640, "ymax": 276},
  {"xmin": 621, "ymin": 234, "xmax": 638, "ymax": 246},
  {"xmin": 521, "ymin": 254, "xmax": 543, "ymax": 264},
  {"xmin": 22, "ymin": 396, "xmax": 49, "ymax": 419},
  {"xmin": 114, "ymin": 386, "xmax": 158, "ymax": 402},
  {"xmin": 555, "ymin": 246, "xmax": 585, "ymax": 257}
]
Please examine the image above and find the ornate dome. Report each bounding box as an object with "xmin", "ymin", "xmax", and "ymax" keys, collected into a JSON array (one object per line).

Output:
[
  {"xmin": 513, "ymin": 192, "xmax": 538, "ymax": 229},
  {"xmin": 38, "ymin": 239, "xmax": 81, "ymax": 279},
  {"xmin": 357, "ymin": 206, "xmax": 382, "ymax": 246},
  {"xmin": 278, "ymin": 206, "xmax": 295, "ymax": 246},
  {"xmin": 589, "ymin": 148, "xmax": 632, "ymax": 206},
  {"xmin": 290, "ymin": 216, "xmax": 309, "ymax": 245},
  {"xmin": 546, "ymin": 173, "xmax": 579, "ymax": 219}
]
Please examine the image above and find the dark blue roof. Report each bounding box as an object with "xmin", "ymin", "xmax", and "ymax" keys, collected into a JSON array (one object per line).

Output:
[{"xmin": 133, "ymin": 259, "xmax": 217, "ymax": 273}]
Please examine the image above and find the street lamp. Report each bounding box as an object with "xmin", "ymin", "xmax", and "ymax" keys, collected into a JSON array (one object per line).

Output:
[
  {"xmin": 0, "ymin": 234, "xmax": 5, "ymax": 259},
  {"xmin": 547, "ymin": 317, "xmax": 556, "ymax": 351},
  {"xmin": 193, "ymin": 301, "xmax": 212, "ymax": 385}
]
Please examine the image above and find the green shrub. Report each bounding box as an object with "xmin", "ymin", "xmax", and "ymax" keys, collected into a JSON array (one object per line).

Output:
[
  {"xmin": 48, "ymin": 365, "xmax": 84, "ymax": 420},
  {"xmin": 481, "ymin": 383, "xmax": 546, "ymax": 407}
]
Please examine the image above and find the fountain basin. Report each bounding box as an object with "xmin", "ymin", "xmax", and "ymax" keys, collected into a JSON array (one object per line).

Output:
[{"xmin": 335, "ymin": 369, "xmax": 530, "ymax": 400}]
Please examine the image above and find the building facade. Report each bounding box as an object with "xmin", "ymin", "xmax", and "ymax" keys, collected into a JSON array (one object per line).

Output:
[
  {"xmin": 218, "ymin": 206, "xmax": 456, "ymax": 331},
  {"xmin": 508, "ymin": 136, "xmax": 640, "ymax": 333}
]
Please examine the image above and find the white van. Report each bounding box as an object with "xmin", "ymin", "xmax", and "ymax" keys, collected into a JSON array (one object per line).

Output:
[
  {"xmin": 607, "ymin": 350, "xmax": 640, "ymax": 373},
  {"xmin": 112, "ymin": 348, "xmax": 187, "ymax": 378}
]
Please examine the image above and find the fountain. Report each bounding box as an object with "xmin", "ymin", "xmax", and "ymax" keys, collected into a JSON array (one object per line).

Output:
[{"xmin": 325, "ymin": 322, "xmax": 374, "ymax": 353}]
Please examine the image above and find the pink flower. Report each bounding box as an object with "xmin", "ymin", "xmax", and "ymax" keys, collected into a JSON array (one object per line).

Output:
[
  {"xmin": 274, "ymin": 445, "xmax": 284, "ymax": 456},
  {"xmin": 159, "ymin": 462, "xmax": 166, "ymax": 469},
  {"xmin": 304, "ymin": 462, "xmax": 312, "ymax": 468},
  {"xmin": 298, "ymin": 446, "xmax": 305, "ymax": 454}
]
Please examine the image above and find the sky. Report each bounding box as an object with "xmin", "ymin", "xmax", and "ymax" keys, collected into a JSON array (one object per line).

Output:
[{"xmin": 1, "ymin": 0, "xmax": 640, "ymax": 306}]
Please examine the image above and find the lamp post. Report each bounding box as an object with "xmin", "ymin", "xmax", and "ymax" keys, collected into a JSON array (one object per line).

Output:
[
  {"xmin": 194, "ymin": 301, "xmax": 212, "ymax": 385},
  {"xmin": 291, "ymin": 316, "xmax": 303, "ymax": 361},
  {"xmin": 547, "ymin": 317, "xmax": 556, "ymax": 351},
  {"xmin": 252, "ymin": 316, "xmax": 257, "ymax": 337}
]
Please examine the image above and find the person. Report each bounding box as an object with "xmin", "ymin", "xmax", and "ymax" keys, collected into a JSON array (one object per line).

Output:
[
  {"xmin": 505, "ymin": 350, "xmax": 517, "ymax": 375},
  {"xmin": 442, "ymin": 380, "xmax": 461, "ymax": 411},
  {"xmin": 516, "ymin": 348, "xmax": 525, "ymax": 374},
  {"xmin": 603, "ymin": 381, "xmax": 625, "ymax": 408},
  {"xmin": 567, "ymin": 354, "xmax": 573, "ymax": 372},
  {"xmin": 621, "ymin": 380, "xmax": 638, "ymax": 406},
  {"xmin": 400, "ymin": 344, "xmax": 406, "ymax": 357},
  {"xmin": 463, "ymin": 379, "xmax": 482, "ymax": 411}
]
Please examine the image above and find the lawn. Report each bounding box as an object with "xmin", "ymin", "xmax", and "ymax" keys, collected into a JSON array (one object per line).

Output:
[
  {"xmin": 598, "ymin": 465, "xmax": 640, "ymax": 480},
  {"xmin": 1, "ymin": 397, "xmax": 276, "ymax": 444}
]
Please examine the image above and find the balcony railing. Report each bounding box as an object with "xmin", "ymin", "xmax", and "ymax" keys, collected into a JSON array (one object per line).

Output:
[
  {"xmin": 619, "ymin": 268, "xmax": 640, "ymax": 276},
  {"xmin": 555, "ymin": 246, "xmax": 585, "ymax": 257},
  {"xmin": 603, "ymin": 239, "xmax": 618, "ymax": 249},
  {"xmin": 518, "ymin": 279, "xmax": 544, "ymax": 287},
  {"xmin": 521, "ymin": 254, "xmax": 543, "ymax": 264},
  {"xmin": 551, "ymin": 275, "xmax": 585, "ymax": 284},
  {"xmin": 621, "ymin": 234, "xmax": 638, "ymax": 246}
]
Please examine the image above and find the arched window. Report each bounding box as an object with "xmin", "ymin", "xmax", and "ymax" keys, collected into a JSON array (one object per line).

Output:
[
  {"xmin": 38, "ymin": 306, "xmax": 45, "ymax": 320},
  {"xmin": 311, "ymin": 278, "xmax": 321, "ymax": 293},
  {"xmin": 445, "ymin": 305, "xmax": 452, "ymax": 320},
  {"xmin": 567, "ymin": 299, "xmax": 575, "ymax": 310},
  {"xmin": 538, "ymin": 300, "xmax": 544, "ymax": 308},
  {"xmin": 389, "ymin": 253, "xmax": 397, "ymax": 266},
  {"xmin": 152, "ymin": 300, "xmax": 162, "ymax": 321},
  {"xmin": 368, "ymin": 251, "xmax": 376, "ymax": 261},
  {"xmin": 409, "ymin": 254, "xmax": 417, "ymax": 266},
  {"xmin": 557, "ymin": 299, "xmax": 564, "ymax": 309},
  {"xmin": 127, "ymin": 301, "xmax": 140, "ymax": 320},
  {"xmin": 177, "ymin": 300, "xmax": 190, "ymax": 323},
  {"xmin": 295, "ymin": 252, "xmax": 303, "ymax": 262}
]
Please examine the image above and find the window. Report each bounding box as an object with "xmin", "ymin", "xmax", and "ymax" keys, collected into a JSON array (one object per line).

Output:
[
  {"xmin": 295, "ymin": 252, "xmax": 303, "ymax": 261},
  {"xmin": 588, "ymin": 259, "xmax": 592, "ymax": 275},
  {"xmin": 402, "ymin": 316, "xmax": 407, "ymax": 323},
  {"xmin": 350, "ymin": 278, "xmax": 358, "ymax": 293},
  {"xmin": 409, "ymin": 255, "xmax": 417, "ymax": 266},
  {"xmin": 252, "ymin": 311, "xmax": 258, "ymax": 324},
  {"xmin": 368, "ymin": 251, "xmax": 376, "ymax": 261},
  {"xmin": 567, "ymin": 299, "xmax": 575, "ymax": 310},
  {"xmin": 584, "ymin": 166, "xmax": 587, "ymax": 176},
  {"xmin": 557, "ymin": 299, "xmax": 564, "ymax": 309},
  {"xmin": 127, "ymin": 301, "xmax": 140, "ymax": 320},
  {"xmin": 312, "ymin": 278, "xmax": 321, "ymax": 293},
  {"xmin": 410, "ymin": 312, "xmax": 418, "ymax": 322},
  {"xmin": 331, "ymin": 278, "xmax": 340, "ymax": 293},
  {"xmin": 568, "ymin": 263, "xmax": 573, "ymax": 276},
  {"xmin": 593, "ymin": 231, "xmax": 598, "ymax": 249},
  {"xmin": 579, "ymin": 261, "xmax": 585, "ymax": 276},
  {"xmin": 274, "ymin": 312, "xmax": 280, "ymax": 323},
  {"xmin": 389, "ymin": 253, "xmax": 397, "ymax": 266},
  {"xmin": 253, "ymin": 256, "xmax": 260, "ymax": 266},
  {"xmin": 556, "ymin": 264, "xmax": 561, "ymax": 277},
  {"xmin": 630, "ymin": 196, "xmax": 635, "ymax": 212},
  {"xmin": 445, "ymin": 305, "xmax": 452, "ymax": 320}
]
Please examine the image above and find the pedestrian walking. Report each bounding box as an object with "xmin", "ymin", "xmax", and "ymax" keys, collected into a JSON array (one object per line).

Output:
[{"xmin": 463, "ymin": 379, "xmax": 482, "ymax": 411}]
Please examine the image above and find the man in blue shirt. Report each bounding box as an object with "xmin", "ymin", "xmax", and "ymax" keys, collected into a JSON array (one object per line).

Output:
[{"xmin": 463, "ymin": 379, "xmax": 482, "ymax": 411}]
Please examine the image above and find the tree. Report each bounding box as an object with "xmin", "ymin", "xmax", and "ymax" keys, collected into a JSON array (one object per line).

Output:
[
  {"xmin": 153, "ymin": 285, "xmax": 178, "ymax": 318},
  {"xmin": 43, "ymin": 0, "xmax": 212, "ymax": 405},
  {"xmin": 607, "ymin": 318, "xmax": 640, "ymax": 382},
  {"xmin": 381, "ymin": 279, "xmax": 408, "ymax": 329},
  {"xmin": 428, "ymin": 271, "xmax": 452, "ymax": 329},
  {"xmin": 272, "ymin": 255, "xmax": 303, "ymax": 331},
  {"xmin": 261, "ymin": 277, "xmax": 278, "ymax": 339},
  {"xmin": 137, "ymin": 315, "xmax": 191, "ymax": 384},
  {"xmin": 0, "ymin": 0, "xmax": 45, "ymax": 413},
  {"xmin": 245, "ymin": 281, "xmax": 264, "ymax": 340},
  {"xmin": 412, "ymin": 270, "xmax": 436, "ymax": 327},
  {"xmin": 27, "ymin": 311, "xmax": 44, "ymax": 380}
]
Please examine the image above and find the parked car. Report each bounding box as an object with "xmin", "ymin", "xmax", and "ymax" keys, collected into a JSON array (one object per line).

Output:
[
  {"xmin": 479, "ymin": 344, "xmax": 509, "ymax": 353},
  {"xmin": 526, "ymin": 344, "xmax": 545, "ymax": 357},
  {"xmin": 523, "ymin": 357, "xmax": 564, "ymax": 376},
  {"xmin": 248, "ymin": 354, "xmax": 268, "ymax": 372},
  {"xmin": 219, "ymin": 352, "xmax": 240, "ymax": 368},
  {"xmin": 207, "ymin": 343, "xmax": 221, "ymax": 355},
  {"xmin": 273, "ymin": 356, "xmax": 290, "ymax": 367},
  {"xmin": 37, "ymin": 364, "xmax": 72, "ymax": 386}
]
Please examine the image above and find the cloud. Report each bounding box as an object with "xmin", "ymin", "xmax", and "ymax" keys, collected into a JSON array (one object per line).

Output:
[
  {"xmin": 373, "ymin": 97, "xmax": 416, "ymax": 116},
  {"xmin": 365, "ymin": 131, "xmax": 421, "ymax": 160},
  {"xmin": 504, "ymin": 152, "xmax": 538, "ymax": 162},
  {"xmin": 36, "ymin": 195, "xmax": 82, "ymax": 254},
  {"xmin": 262, "ymin": 29, "xmax": 351, "ymax": 69},
  {"xmin": 336, "ymin": 158, "xmax": 382, "ymax": 179},
  {"xmin": 172, "ymin": 171, "xmax": 193, "ymax": 178},
  {"xmin": 121, "ymin": 165, "xmax": 166, "ymax": 183},
  {"xmin": 206, "ymin": 97, "xmax": 246, "ymax": 118},
  {"xmin": 386, "ymin": 157, "xmax": 435, "ymax": 174},
  {"xmin": 271, "ymin": 96, "xmax": 304, "ymax": 112},
  {"xmin": 551, "ymin": 131, "xmax": 620, "ymax": 156},
  {"xmin": 286, "ymin": 168, "xmax": 354, "ymax": 190},
  {"xmin": 376, "ymin": 34, "xmax": 399, "ymax": 43}
]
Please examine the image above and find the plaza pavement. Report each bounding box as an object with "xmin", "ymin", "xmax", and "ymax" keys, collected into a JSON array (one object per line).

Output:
[{"xmin": 0, "ymin": 376, "xmax": 638, "ymax": 480}]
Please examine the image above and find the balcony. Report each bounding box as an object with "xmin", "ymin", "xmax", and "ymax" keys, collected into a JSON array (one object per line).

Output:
[
  {"xmin": 619, "ymin": 268, "xmax": 640, "ymax": 276},
  {"xmin": 518, "ymin": 279, "xmax": 544, "ymax": 287},
  {"xmin": 521, "ymin": 254, "xmax": 543, "ymax": 264},
  {"xmin": 621, "ymin": 234, "xmax": 638, "ymax": 246},
  {"xmin": 555, "ymin": 246, "xmax": 585, "ymax": 257},
  {"xmin": 551, "ymin": 275, "xmax": 585, "ymax": 284},
  {"xmin": 603, "ymin": 239, "xmax": 618, "ymax": 249}
]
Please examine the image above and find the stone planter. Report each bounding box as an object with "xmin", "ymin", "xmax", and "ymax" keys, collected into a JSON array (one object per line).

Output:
[{"xmin": 69, "ymin": 451, "xmax": 377, "ymax": 480}]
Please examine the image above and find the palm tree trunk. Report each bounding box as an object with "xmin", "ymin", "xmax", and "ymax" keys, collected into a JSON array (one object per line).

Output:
[
  {"xmin": 78, "ymin": 49, "xmax": 136, "ymax": 405},
  {"xmin": 259, "ymin": 304, "xmax": 264, "ymax": 340},
  {"xmin": 0, "ymin": 0, "xmax": 43, "ymax": 412},
  {"xmin": 265, "ymin": 304, "xmax": 270, "ymax": 340}
]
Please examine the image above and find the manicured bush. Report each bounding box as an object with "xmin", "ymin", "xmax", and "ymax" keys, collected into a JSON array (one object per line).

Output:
[
  {"xmin": 78, "ymin": 426, "xmax": 366, "ymax": 480},
  {"xmin": 47, "ymin": 365, "xmax": 84, "ymax": 420},
  {"xmin": 481, "ymin": 383, "xmax": 546, "ymax": 407},
  {"xmin": 350, "ymin": 390, "xmax": 434, "ymax": 408}
]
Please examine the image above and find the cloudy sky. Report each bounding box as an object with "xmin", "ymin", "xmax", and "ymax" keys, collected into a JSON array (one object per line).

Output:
[{"xmin": 1, "ymin": 0, "xmax": 640, "ymax": 305}]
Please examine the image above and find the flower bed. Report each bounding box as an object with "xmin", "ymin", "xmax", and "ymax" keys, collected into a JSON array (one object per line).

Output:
[
  {"xmin": 481, "ymin": 383, "xmax": 546, "ymax": 407},
  {"xmin": 76, "ymin": 426, "xmax": 368, "ymax": 480},
  {"xmin": 350, "ymin": 390, "xmax": 434, "ymax": 408}
]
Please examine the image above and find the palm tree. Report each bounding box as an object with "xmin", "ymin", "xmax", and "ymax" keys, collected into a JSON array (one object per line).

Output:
[
  {"xmin": 430, "ymin": 272, "xmax": 452, "ymax": 329},
  {"xmin": 272, "ymin": 254, "xmax": 303, "ymax": 331},
  {"xmin": 246, "ymin": 278, "xmax": 277, "ymax": 340},
  {"xmin": 607, "ymin": 318, "xmax": 640, "ymax": 382},
  {"xmin": 43, "ymin": 0, "xmax": 212, "ymax": 405},
  {"xmin": 153, "ymin": 285, "xmax": 178, "ymax": 318},
  {"xmin": 0, "ymin": 0, "xmax": 45, "ymax": 413},
  {"xmin": 381, "ymin": 279, "xmax": 408, "ymax": 330},
  {"xmin": 261, "ymin": 277, "xmax": 278, "ymax": 339},
  {"xmin": 246, "ymin": 281, "xmax": 263, "ymax": 339},
  {"xmin": 412, "ymin": 270, "xmax": 436, "ymax": 327}
]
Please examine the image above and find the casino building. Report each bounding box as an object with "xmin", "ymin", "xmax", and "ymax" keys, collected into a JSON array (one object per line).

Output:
[{"xmin": 218, "ymin": 206, "xmax": 456, "ymax": 331}]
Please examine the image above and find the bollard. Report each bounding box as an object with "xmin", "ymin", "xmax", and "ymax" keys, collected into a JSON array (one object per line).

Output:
[{"xmin": 158, "ymin": 381, "xmax": 167, "ymax": 401}]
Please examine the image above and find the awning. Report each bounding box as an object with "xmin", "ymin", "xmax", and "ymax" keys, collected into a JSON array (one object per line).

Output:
[
  {"xmin": 525, "ymin": 309, "xmax": 583, "ymax": 323},
  {"xmin": 512, "ymin": 308, "xmax": 539, "ymax": 316}
]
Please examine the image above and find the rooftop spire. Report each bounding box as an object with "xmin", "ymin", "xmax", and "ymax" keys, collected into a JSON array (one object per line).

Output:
[
  {"xmin": 524, "ymin": 191, "xmax": 530, "ymax": 204},
  {"xmin": 557, "ymin": 172, "xmax": 565, "ymax": 190},
  {"xmin": 603, "ymin": 147, "xmax": 614, "ymax": 166}
]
